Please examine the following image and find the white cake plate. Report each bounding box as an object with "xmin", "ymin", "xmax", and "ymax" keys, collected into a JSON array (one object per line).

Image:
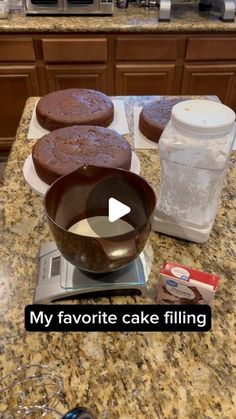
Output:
[{"xmin": 23, "ymin": 152, "xmax": 141, "ymax": 197}]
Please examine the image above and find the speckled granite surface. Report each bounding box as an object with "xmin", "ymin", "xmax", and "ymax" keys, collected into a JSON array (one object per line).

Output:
[
  {"xmin": 0, "ymin": 95, "xmax": 235, "ymax": 418},
  {"xmin": 0, "ymin": 3, "xmax": 236, "ymax": 33}
]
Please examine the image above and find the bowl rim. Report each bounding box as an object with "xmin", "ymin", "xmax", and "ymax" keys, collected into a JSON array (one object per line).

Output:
[{"xmin": 44, "ymin": 164, "xmax": 157, "ymax": 240}]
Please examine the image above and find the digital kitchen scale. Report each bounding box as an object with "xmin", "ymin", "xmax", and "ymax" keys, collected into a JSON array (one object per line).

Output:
[{"xmin": 34, "ymin": 242, "xmax": 148, "ymax": 304}]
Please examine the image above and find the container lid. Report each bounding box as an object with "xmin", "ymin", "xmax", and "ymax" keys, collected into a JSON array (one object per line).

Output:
[{"xmin": 171, "ymin": 100, "xmax": 235, "ymax": 136}]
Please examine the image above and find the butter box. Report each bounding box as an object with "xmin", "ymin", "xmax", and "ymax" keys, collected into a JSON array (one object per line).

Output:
[{"xmin": 157, "ymin": 262, "xmax": 219, "ymax": 306}]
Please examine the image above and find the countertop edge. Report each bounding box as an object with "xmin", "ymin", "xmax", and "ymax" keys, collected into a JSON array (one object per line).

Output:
[{"xmin": 1, "ymin": 4, "xmax": 236, "ymax": 34}]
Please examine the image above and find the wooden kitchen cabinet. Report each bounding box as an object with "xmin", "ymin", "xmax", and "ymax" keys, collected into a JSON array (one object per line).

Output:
[
  {"xmin": 115, "ymin": 63, "xmax": 177, "ymax": 95},
  {"xmin": 1, "ymin": 33, "xmax": 236, "ymax": 155},
  {"xmin": 114, "ymin": 35, "xmax": 183, "ymax": 95},
  {"xmin": 42, "ymin": 37, "xmax": 109, "ymax": 92},
  {"xmin": 0, "ymin": 38, "xmax": 35, "ymax": 62},
  {"xmin": 0, "ymin": 37, "xmax": 38, "ymax": 152},
  {"xmin": 0, "ymin": 65, "xmax": 39, "ymax": 152},
  {"xmin": 183, "ymin": 36, "xmax": 236, "ymax": 107},
  {"xmin": 115, "ymin": 36, "xmax": 180, "ymax": 61},
  {"xmin": 42, "ymin": 37, "xmax": 108, "ymax": 63},
  {"xmin": 181, "ymin": 63, "xmax": 236, "ymax": 105},
  {"xmin": 44, "ymin": 65, "xmax": 108, "ymax": 93},
  {"xmin": 185, "ymin": 37, "xmax": 236, "ymax": 61}
]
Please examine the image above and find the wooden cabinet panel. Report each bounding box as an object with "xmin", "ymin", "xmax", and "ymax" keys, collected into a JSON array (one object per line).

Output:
[
  {"xmin": 42, "ymin": 38, "xmax": 107, "ymax": 63},
  {"xmin": 44, "ymin": 65, "xmax": 108, "ymax": 93},
  {"xmin": 2, "ymin": 33, "xmax": 236, "ymax": 156},
  {"xmin": 225, "ymin": 77, "xmax": 236, "ymax": 111},
  {"xmin": 181, "ymin": 64, "xmax": 236, "ymax": 105},
  {"xmin": 0, "ymin": 38, "xmax": 35, "ymax": 62},
  {"xmin": 115, "ymin": 63, "xmax": 177, "ymax": 95},
  {"xmin": 116, "ymin": 36, "xmax": 179, "ymax": 61},
  {"xmin": 186, "ymin": 37, "xmax": 236, "ymax": 61},
  {"xmin": 0, "ymin": 66, "xmax": 39, "ymax": 150}
]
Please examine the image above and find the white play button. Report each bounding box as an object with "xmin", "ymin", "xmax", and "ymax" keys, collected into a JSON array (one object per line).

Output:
[{"xmin": 108, "ymin": 197, "xmax": 131, "ymax": 223}]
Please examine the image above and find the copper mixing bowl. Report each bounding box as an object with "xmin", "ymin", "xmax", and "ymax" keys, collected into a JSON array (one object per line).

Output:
[{"xmin": 44, "ymin": 165, "xmax": 156, "ymax": 273}]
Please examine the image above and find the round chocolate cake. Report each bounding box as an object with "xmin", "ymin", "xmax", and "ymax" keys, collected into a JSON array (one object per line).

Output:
[
  {"xmin": 32, "ymin": 125, "xmax": 132, "ymax": 185},
  {"xmin": 36, "ymin": 89, "xmax": 114, "ymax": 131},
  {"xmin": 139, "ymin": 98, "xmax": 184, "ymax": 143}
]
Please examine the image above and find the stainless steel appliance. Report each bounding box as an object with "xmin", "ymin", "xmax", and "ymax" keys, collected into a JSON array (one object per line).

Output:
[
  {"xmin": 199, "ymin": 0, "xmax": 235, "ymax": 21},
  {"xmin": 137, "ymin": 0, "xmax": 235, "ymax": 22},
  {"xmin": 24, "ymin": 0, "xmax": 114, "ymax": 15},
  {"xmin": 136, "ymin": 0, "xmax": 172, "ymax": 21}
]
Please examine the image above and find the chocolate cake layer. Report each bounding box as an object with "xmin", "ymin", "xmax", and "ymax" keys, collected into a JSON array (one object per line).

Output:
[
  {"xmin": 32, "ymin": 125, "xmax": 132, "ymax": 185},
  {"xmin": 139, "ymin": 98, "xmax": 184, "ymax": 143},
  {"xmin": 36, "ymin": 89, "xmax": 114, "ymax": 131}
]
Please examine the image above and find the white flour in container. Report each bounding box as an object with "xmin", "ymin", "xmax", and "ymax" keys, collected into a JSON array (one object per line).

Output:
[{"xmin": 155, "ymin": 100, "xmax": 235, "ymax": 236}]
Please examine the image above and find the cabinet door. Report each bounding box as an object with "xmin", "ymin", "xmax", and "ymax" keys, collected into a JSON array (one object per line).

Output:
[
  {"xmin": 115, "ymin": 63, "xmax": 177, "ymax": 95},
  {"xmin": 0, "ymin": 66, "xmax": 39, "ymax": 151},
  {"xmin": 181, "ymin": 63, "xmax": 236, "ymax": 107},
  {"xmin": 227, "ymin": 77, "xmax": 236, "ymax": 112},
  {"xmin": 44, "ymin": 65, "xmax": 108, "ymax": 93}
]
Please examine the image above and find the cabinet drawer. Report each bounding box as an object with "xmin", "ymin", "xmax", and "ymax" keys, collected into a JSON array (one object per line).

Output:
[
  {"xmin": 116, "ymin": 37, "xmax": 179, "ymax": 61},
  {"xmin": 186, "ymin": 37, "xmax": 236, "ymax": 61},
  {"xmin": 0, "ymin": 39, "xmax": 35, "ymax": 62},
  {"xmin": 42, "ymin": 38, "xmax": 108, "ymax": 63}
]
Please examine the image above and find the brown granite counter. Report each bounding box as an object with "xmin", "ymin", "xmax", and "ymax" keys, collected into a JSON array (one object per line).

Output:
[
  {"xmin": 0, "ymin": 95, "xmax": 235, "ymax": 418},
  {"xmin": 0, "ymin": 3, "xmax": 236, "ymax": 33}
]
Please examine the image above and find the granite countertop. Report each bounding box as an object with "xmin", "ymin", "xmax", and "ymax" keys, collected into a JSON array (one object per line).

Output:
[
  {"xmin": 1, "ymin": 3, "xmax": 236, "ymax": 33},
  {"xmin": 0, "ymin": 95, "xmax": 235, "ymax": 418}
]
